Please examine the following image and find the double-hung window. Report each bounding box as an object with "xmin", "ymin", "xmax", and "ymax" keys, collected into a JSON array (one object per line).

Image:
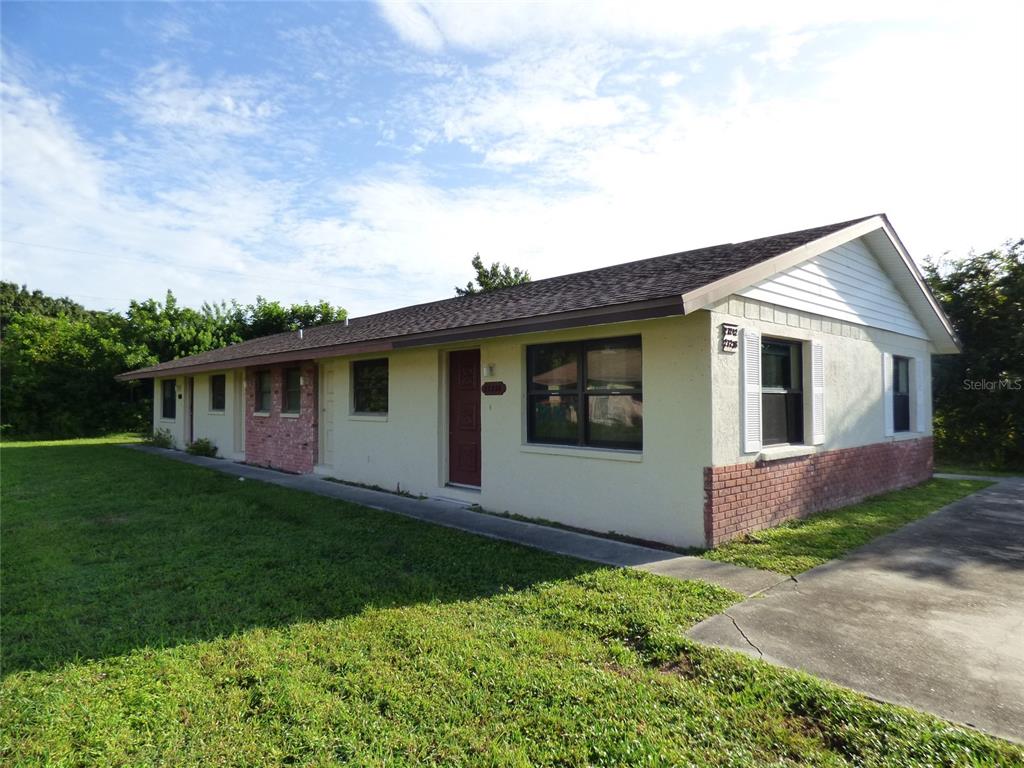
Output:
[
  {"xmin": 210, "ymin": 374, "xmax": 226, "ymax": 412},
  {"xmin": 283, "ymin": 367, "xmax": 301, "ymax": 414},
  {"xmin": 526, "ymin": 335, "xmax": 642, "ymax": 450},
  {"xmin": 761, "ymin": 338, "xmax": 803, "ymax": 445},
  {"xmin": 255, "ymin": 371, "xmax": 272, "ymax": 413},
  {"xmin": 161, "ymin": 379, "xmax": 176, "ymax": 420}
]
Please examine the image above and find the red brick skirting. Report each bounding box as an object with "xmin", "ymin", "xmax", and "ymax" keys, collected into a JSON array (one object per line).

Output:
[
  {"xmin": 703, "ymin": 437, "xmax": 933, "ymax": 547},
  {"xmin": 245, "ymin": 362, "xmax": 318, "ymax": 474}
]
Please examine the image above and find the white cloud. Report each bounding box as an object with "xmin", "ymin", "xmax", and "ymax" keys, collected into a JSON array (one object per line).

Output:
[
  {"xmin": 376, "ymin": 2, "xmax": 445, "ymax": 53},
  {"xmin": 116, "ymin": 64, "xmax": 279, "ymax": 136},
  {"xmin": 374, "ymin": 1, "xmax": 949, "ymax": 52}
]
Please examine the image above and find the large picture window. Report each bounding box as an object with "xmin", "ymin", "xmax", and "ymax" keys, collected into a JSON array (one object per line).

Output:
[
  {"xmin": 353, "ymin": 359, "xmax": 388, "ymax": 414},
  {"xmin": 255, "ymin": 371, "xmax": 272, "ymax": 413},
  {"xmin": 283, "ymin": 367, "xmax": 301, "ymax": 414},
  {"xmin": 762, "ymin": 338, "xmax": 803, "ymax": 445},
  {"xmin": 210, "ymin": 374, "xmax": 226, "ymax": 412},
  {"xmin": 893, "ymin": 356, "xmax": 911, "ymax": 432},
  {"xmin": 161, "ymin": 379, "xmax": 176, "ymax": 420},
  {"xmin": 527, "ymin": 336, "xmax": 642, "ymax": 450}
]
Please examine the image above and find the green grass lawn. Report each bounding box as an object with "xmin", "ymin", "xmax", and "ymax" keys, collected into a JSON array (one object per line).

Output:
[
  {"xmin": 2, "ymin": 440, "xmax": 1018, "ymax": 766},
  {"xmin": 934, "ymin": 463, "xmax": 1023, "ymax": 478},
  {"xmin": 703, "ymin": 479, "xmax": 991, "ymax": 575}
]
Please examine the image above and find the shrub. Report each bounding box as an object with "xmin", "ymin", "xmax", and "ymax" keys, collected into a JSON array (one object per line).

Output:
[
  {"xmin": 186, "ymin": 438, "xmax": 218, "ymax": 458},
  {"xmin": 147, "ymin": 428, "xmax": 175, "ymax": 449}
]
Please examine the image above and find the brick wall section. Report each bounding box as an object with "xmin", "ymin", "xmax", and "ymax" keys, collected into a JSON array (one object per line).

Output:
[
  {"xmin": 244, "ymin": 362, "xmax": 318, "ymax": 474},
  {"xmin": 704, "ymin": 437, "xmax": 933, "ymax": 547}
]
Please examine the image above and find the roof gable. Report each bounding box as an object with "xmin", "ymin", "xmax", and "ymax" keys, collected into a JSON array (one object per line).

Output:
[
  {"xmin": 736, "ymin": 236, "xmax": 928, "ymax": 339},
  {"xmin": 681, "ymin": 215, "xmax": 959, "ymax": 353}
]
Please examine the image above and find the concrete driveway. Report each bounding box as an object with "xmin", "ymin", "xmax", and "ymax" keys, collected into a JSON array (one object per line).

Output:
[{"xmin": 689, "ymin": 478, "xmax": 1024, "ymax": 743}]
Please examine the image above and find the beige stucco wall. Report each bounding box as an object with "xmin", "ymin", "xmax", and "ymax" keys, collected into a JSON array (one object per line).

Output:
[
  {"xmin": 152, "ymin": 371, "xmax": 244, "ymax": 456},
  {"xmin": 708, "ymin": 296, "xmax": 933, "ymax": 467},
  {"xmin": 316, "ymin": 314, "xmax": 714, "ymax": 548},
  {"xmin": 153, "ymin": 376, "xmax": 186, "ymax": 449},
  {"xmin": 191, "ymin": 370, "xmax": 245, "ymax": 460}
]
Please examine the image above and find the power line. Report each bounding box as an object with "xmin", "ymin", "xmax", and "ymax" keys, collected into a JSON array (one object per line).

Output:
[{"xmin": 0, "ymin": 238, "xmax": 368, "ymax": 294}]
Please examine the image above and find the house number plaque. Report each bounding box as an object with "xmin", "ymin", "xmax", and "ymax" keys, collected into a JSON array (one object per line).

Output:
[
  {"xmin": 720, "ymin": 323, "xmax": 739, "ymax": 353},
  {"xmin": 481, "ymin": 381, "xmax": 507, "ymax": 396}
]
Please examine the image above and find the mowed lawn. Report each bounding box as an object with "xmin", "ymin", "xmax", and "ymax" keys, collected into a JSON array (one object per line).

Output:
[
  {"xmin": 703, "ymin": 479, "xmax": 990, "ymax": 575},
  {"xmin": 2, "ymin": 442, "xmax": 1019, "ymax": 766}
]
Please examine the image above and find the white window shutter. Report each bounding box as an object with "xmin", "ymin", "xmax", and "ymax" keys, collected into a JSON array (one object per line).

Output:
[
  {"xmin": 915, "ymin": 356, "xmax": 928, "ymax": 433},
  {"xmin": 742, "ymin": 328, "xmax": 762, "ymax": 453},
  {"xmin": 882, "ymin": 352, "xmax": 894, "ymax": 437},
  {"xmin": 811, "ymin": 341, "xmax": 825, "ymax": 445}
]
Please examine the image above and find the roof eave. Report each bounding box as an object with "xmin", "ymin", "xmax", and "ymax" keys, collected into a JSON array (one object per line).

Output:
[{"xmin": 115, "ymin": 295, "xmax": 686, "ymax": 380}]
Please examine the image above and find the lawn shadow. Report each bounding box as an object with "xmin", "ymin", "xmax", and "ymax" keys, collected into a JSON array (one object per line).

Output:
[{"xmin": 1, "ymin": 443, "xmax": 599, "ymax": 675}]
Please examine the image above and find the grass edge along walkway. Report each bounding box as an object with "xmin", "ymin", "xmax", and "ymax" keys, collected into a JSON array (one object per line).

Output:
[{"xmin": 702, "ymin": 478, "xmax": 991, "ymax": 575}]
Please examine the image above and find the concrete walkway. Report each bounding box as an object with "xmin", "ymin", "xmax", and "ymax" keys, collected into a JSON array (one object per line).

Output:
[
  {"xmin": 689, "ymin": 477, "xmax": 1024, "ymax": 743},
  {"xmin": 130, "ymin": 446, "xmax": 783, "ymax": 596}
]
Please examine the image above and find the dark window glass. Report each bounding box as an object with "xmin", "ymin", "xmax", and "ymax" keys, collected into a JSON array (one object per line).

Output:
[
  {"xmin": 527, "ymin": 335, "xmax": 642, "ymax": 449},
  {"xmin": 255, "ymin": 371, "xmax": 272, "ymax": 412},
  {"xmin": 893, "ymin": 356, "xmax": 911, "ymax": 432},
  {"xmin": 210, "ymin": 374, "xmax": 226, "ymax": 411},
  {"xmin": 161, "ymin": 379, "xmax": 176, "ymax": 419},
  {"xmin": 353, "ymin": 359, "xmax": 388, "ymax": 413},
  {"xmin": 762, "ymin": 339, "xmax": 803, "ymax": 445},
  {"xmin": 283, "ymin": 368, "xmax": 301, "ymax": 413}
]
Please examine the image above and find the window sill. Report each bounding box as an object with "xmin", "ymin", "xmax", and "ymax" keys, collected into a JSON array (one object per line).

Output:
[
  {"xmin": 159, "ymin": 418, "xmax": 176, "ymax": 423},
  {"xmin": 757, "ymin": 444, "xmax": 816, "ymax": 462},
  {"xmin": 208, "ymin": 410, "xmax": 225, "ymax": 416},
  {"xmin": 349, "ymin": 413, "xmax": 388, "ymax": 422},
  {"xmin": 520, "ymin": 444, "xmax": 643, "ymax": 462},
  {"xmin": 253, "ymin": 412, "xmax": 270, "ymax": 418},
  {"xmin": 280, "ymin": 412, "xmax": 301, "ymax": 419},
  {"xmin": 890, "ymin": 431, "xmax": 927, "ymax": 442}
]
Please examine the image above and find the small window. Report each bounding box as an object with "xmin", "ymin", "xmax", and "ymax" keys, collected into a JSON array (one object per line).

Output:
[
  {"xmin": 255, "ymin": 371, "xmax": 272, "ymax": 413},
  {"xmin": 210, "ymin": 374, "xmax": 226, "ymax": 412},
  {"xmin": 353, "ymin": 359, "xmax": 388, "ymax": 413},
  {"xmin": 893, "ymin": 356, "xmax": 911, "ymax": 432},
  {"xmin": 283, "ymin": 367, "xmax": 302, "ymax": 414},
  {"xmin": 526, "ymin": 335, "xmax": 642, "ymax": 450},
  {"xmin": 161, "ymin": 379, "xmax": 176, "ymax": 420},
  {"xmin": 762, "ymin": 339, "xmax": 803, "ymax": 445}
]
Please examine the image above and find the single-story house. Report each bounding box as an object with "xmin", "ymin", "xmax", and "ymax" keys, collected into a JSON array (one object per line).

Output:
[{"xmin": 118, "ymin": 214, "xmax": 959, "ymax": 548}]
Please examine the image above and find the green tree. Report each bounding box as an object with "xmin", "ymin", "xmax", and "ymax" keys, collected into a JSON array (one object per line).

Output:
[
  {"xmin": 0, "ymin": 313, "xmax": 151, "ymax": 437},
  {"xmin": 925, "ymin": 240, "xmax": 1024, "ymax": 469},
  {"xmin": 455, "ymin": 254, "xmax": 531, "ymax": 296},
  {"xmin": 0, "ymin": 281, "xmax": 89, "ymax": 330}
]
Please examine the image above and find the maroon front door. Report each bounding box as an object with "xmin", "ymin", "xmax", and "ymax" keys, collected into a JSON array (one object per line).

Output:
[{"xmin": 448, "ymin": 349, "xmax": 481, "ymax": 486}]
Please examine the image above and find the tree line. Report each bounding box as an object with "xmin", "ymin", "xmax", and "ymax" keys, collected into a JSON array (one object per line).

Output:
[
  {"xmin": 1, "ymin": 245, "xmax": 1020, "ymax": 469},
  {"xmin": 0, "ymin": 285, "xmax": 346, "ymax": 437}
]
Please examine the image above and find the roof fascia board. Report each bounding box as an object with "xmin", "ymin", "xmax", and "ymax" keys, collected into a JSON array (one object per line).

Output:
[
  {"xmin": 680, "ymin": 216, "xmax": 886, "ymax": 314},
  {"xmin": 874, "ymin": 218, "xmax": 960, "ymax": 350}
]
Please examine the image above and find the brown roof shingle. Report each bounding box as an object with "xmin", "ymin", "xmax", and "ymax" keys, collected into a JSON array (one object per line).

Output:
[{"xmin": 118, "ymin": 215, "xmax": 877, "ymax": 379}]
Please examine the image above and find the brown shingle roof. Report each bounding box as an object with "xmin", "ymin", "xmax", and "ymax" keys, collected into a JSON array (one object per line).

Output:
[{"xmin": 118, "ymin": 215, "xmax": 877, "ymax": 379}]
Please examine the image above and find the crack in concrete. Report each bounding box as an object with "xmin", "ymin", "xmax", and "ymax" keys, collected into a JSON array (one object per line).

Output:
[{"xmin": 724, "ymin": 612, "xmax": 763, "ymax": 657}]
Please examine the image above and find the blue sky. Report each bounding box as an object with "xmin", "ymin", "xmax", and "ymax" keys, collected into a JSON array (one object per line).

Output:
[{"xmin": 2, "ymin": 2, "xmax": 1022, "ymax": 317}]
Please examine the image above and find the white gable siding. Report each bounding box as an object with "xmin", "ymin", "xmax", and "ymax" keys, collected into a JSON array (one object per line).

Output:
[{"xmin": 737, "ymin": 238, "xmax": 927, "ymax": 339}]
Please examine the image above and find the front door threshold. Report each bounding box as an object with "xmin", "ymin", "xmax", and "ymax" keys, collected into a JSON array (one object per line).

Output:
[{"xmin": 446, "ymin": 482, "xmax": 481, "ymax": 492}]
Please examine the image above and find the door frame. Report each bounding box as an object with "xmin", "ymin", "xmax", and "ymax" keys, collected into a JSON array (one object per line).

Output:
[
  {"xmin": 184, "ymin": 376, "xmax": 194, "ymax": 445},
  {"xmin": 445, "ymin": 347, "xmax": 482, "ymax": 488}
]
